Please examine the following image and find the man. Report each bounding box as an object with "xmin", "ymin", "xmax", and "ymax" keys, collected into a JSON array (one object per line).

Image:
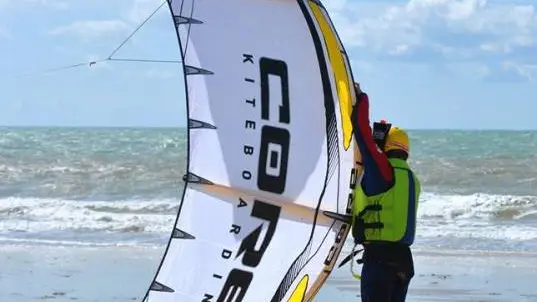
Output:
[{"xmin": 350, "ymin": 83, "xmax": 421, "ymax": 302}]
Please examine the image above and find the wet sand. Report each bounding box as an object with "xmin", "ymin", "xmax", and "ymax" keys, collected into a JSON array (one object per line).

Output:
[
  {"xmin": 1, "ymin": 245, "xmax": 536, "ymax": 301},
  {"xmin": 320, "ymin": 248, "xmax": 537, "ymax": 301}
]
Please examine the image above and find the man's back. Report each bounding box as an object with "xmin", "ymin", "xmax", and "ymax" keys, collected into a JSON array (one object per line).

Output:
[{"xmin": 351, "ymin": 84, "xmax": 420, "ymax": 302}]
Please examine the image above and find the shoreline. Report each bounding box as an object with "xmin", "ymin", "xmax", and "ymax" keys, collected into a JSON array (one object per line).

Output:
[{"xmin": 1, "ymin": 244, "xmax": 536, "ymax": 301}]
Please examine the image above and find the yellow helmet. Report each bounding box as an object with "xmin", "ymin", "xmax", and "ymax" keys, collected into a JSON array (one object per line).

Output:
[{"xmin": 384, "ymin": 126, "xmax": 409, "ymax": 154}]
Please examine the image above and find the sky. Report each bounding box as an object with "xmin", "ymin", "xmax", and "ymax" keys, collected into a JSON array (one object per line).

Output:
[{"xmin": 1, "ymin": 0, "xmax": 537, "ymax": 129}]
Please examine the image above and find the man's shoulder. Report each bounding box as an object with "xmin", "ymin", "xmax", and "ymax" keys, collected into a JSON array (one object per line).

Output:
[
  {"xmin": 405, "ymin": 165, "xmax": 420, "ymax": 179},
  {"xmin": 393, "ymin": 164, "xmax": 421, "ymax": 185},
  {"xmin": 408, "ymin": 165, "xmax": 419, "ymax": 177},
  {"xmin": 407, "ymin": 166, "xmax": 422, "ymax": 191}
]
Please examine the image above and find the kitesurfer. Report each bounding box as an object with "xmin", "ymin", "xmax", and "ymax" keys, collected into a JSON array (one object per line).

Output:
[{"xmin": 350, "ymin": 82, "xmax": 421, "ymax": 302}]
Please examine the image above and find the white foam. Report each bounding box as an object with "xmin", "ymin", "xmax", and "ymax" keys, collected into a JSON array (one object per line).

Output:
[
  {"xmin": 416, "ymin": 192, "xmax": 537, "ymax": 242},
  {"xmin": 0, "ymin": 237, "xmax": 155, "ymax": 248},
  {"xmin": 417, "ymin": 221, "xmax": 537, "ymax": 241},
  {"xmin": 418, "ymin": 192, "xmax": 537, "ymax": 220},
  {"xmin": 1, "ymin": 193, "xmax": 536, "ymax": 246},
  {"xmin": 0, "ymin": 197, "xmax": 177, "ymax": 234}
]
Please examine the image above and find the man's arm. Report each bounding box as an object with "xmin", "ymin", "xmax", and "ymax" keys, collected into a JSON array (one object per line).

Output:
[{"xmin": 351, "ymin": 85, "xmax": 393, "ymax": 196}]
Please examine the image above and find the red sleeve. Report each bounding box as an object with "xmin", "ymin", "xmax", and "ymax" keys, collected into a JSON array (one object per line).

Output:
[{"xmin": 352, "ymin": 92, "xmax": 394, "ymax": 195}]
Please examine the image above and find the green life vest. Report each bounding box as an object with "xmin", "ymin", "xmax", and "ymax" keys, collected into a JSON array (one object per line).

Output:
[{"xmin": 352, "ymin": 158, "xmax": 421, "ymax": 245}]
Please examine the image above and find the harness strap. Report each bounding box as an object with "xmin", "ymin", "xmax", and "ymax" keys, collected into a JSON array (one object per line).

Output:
[
  {"xmin": 363, "ymin": 222, "xmax": 384, "ymax": 229},
  {"xmin": 357, "ymin": 204, "xmax": 382, "ymax": 218}
]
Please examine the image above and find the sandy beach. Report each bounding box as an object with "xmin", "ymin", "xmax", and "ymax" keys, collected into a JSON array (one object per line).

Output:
[
  {"xmin": 325, "ymin": 248, "xmax": 537, "ymax": 302},
  {"xmin": 1, "ymin": 245, "xmax": 536, "ymax": 302}
]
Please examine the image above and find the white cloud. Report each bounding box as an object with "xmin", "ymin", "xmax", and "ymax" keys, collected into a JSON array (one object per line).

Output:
[
  {"xmin": 24, "ymin": 0, "xmax": 68, "ymax": 10},
  {"xmin": 127, "ymin": 0, "xmax": 165, "ymax": 23},
  {"xmin": 48, "ymin": 20, "xmax": 129, "ymax": 39},
  {"xmin": 0, "ymin": 0, "xmax": 68, "ymax": 10},
  {"xmin": 326, "ymin": 0, "xmax": 537, "ymax": 81},
  {"xmin": 328, "ymin": 0, "xmax": 537, "ymax": 62},
  {"xmin": 46, "ymin": 0, "xmax": 166, "ymax": 42},
  {"xmin": 496, "ymin": 61, "xmax": 537, "ymax": 82}
]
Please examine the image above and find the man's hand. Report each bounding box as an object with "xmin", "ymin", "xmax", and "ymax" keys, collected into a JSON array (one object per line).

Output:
[
  {"xmin": 354, "ymin": 82, "xmax": 362, "ymax": 94},
  {"xmin": 352, "ymin": 82, "xmax": 365, "ymax": 121},
  {"xmin": 354, "ymin": 82, "xmax": 368, "ymax": 106}
]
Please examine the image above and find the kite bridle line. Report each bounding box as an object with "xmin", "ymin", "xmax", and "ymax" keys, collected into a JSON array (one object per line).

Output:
[{"xmin": 14, "ymin": 0, "xmax": 181, "ymax": 79}]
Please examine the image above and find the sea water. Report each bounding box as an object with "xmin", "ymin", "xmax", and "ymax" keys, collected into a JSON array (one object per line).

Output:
[{"xmin": 1, "ymin": 127, "xmax": 536, "ymax": 300}]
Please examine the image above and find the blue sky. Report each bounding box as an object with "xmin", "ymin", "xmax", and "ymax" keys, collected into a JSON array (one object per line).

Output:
[{"xmin": 1, "ymin": 0, "xmax": 537, "ymax": 129}]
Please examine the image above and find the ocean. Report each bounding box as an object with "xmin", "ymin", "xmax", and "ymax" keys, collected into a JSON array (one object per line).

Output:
[{"xmin": 1, "ymin": 127, "xmax": 536, "ymax": 301}]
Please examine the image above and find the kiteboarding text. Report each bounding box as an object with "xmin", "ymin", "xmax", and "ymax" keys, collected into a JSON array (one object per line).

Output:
[{"xmin": 201, "ymin": 54, "xmax": 289, "ymax": 302}]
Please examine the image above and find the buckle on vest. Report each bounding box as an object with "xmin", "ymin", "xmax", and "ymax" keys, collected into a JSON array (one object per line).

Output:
[{"xmin": 352, "ymin": 204, "xmax": 383, "ymax": 244}]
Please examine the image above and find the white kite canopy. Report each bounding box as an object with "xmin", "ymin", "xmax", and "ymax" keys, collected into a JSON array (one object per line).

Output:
[{"xmin": 143, "ymin": 0, "xmax": 361, "ymax": 301}]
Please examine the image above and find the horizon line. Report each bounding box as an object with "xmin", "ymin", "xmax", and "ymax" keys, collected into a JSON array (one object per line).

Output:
[{"xmin": 0, "ymin": 125, "xmax": 536, "ymax": 131}]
